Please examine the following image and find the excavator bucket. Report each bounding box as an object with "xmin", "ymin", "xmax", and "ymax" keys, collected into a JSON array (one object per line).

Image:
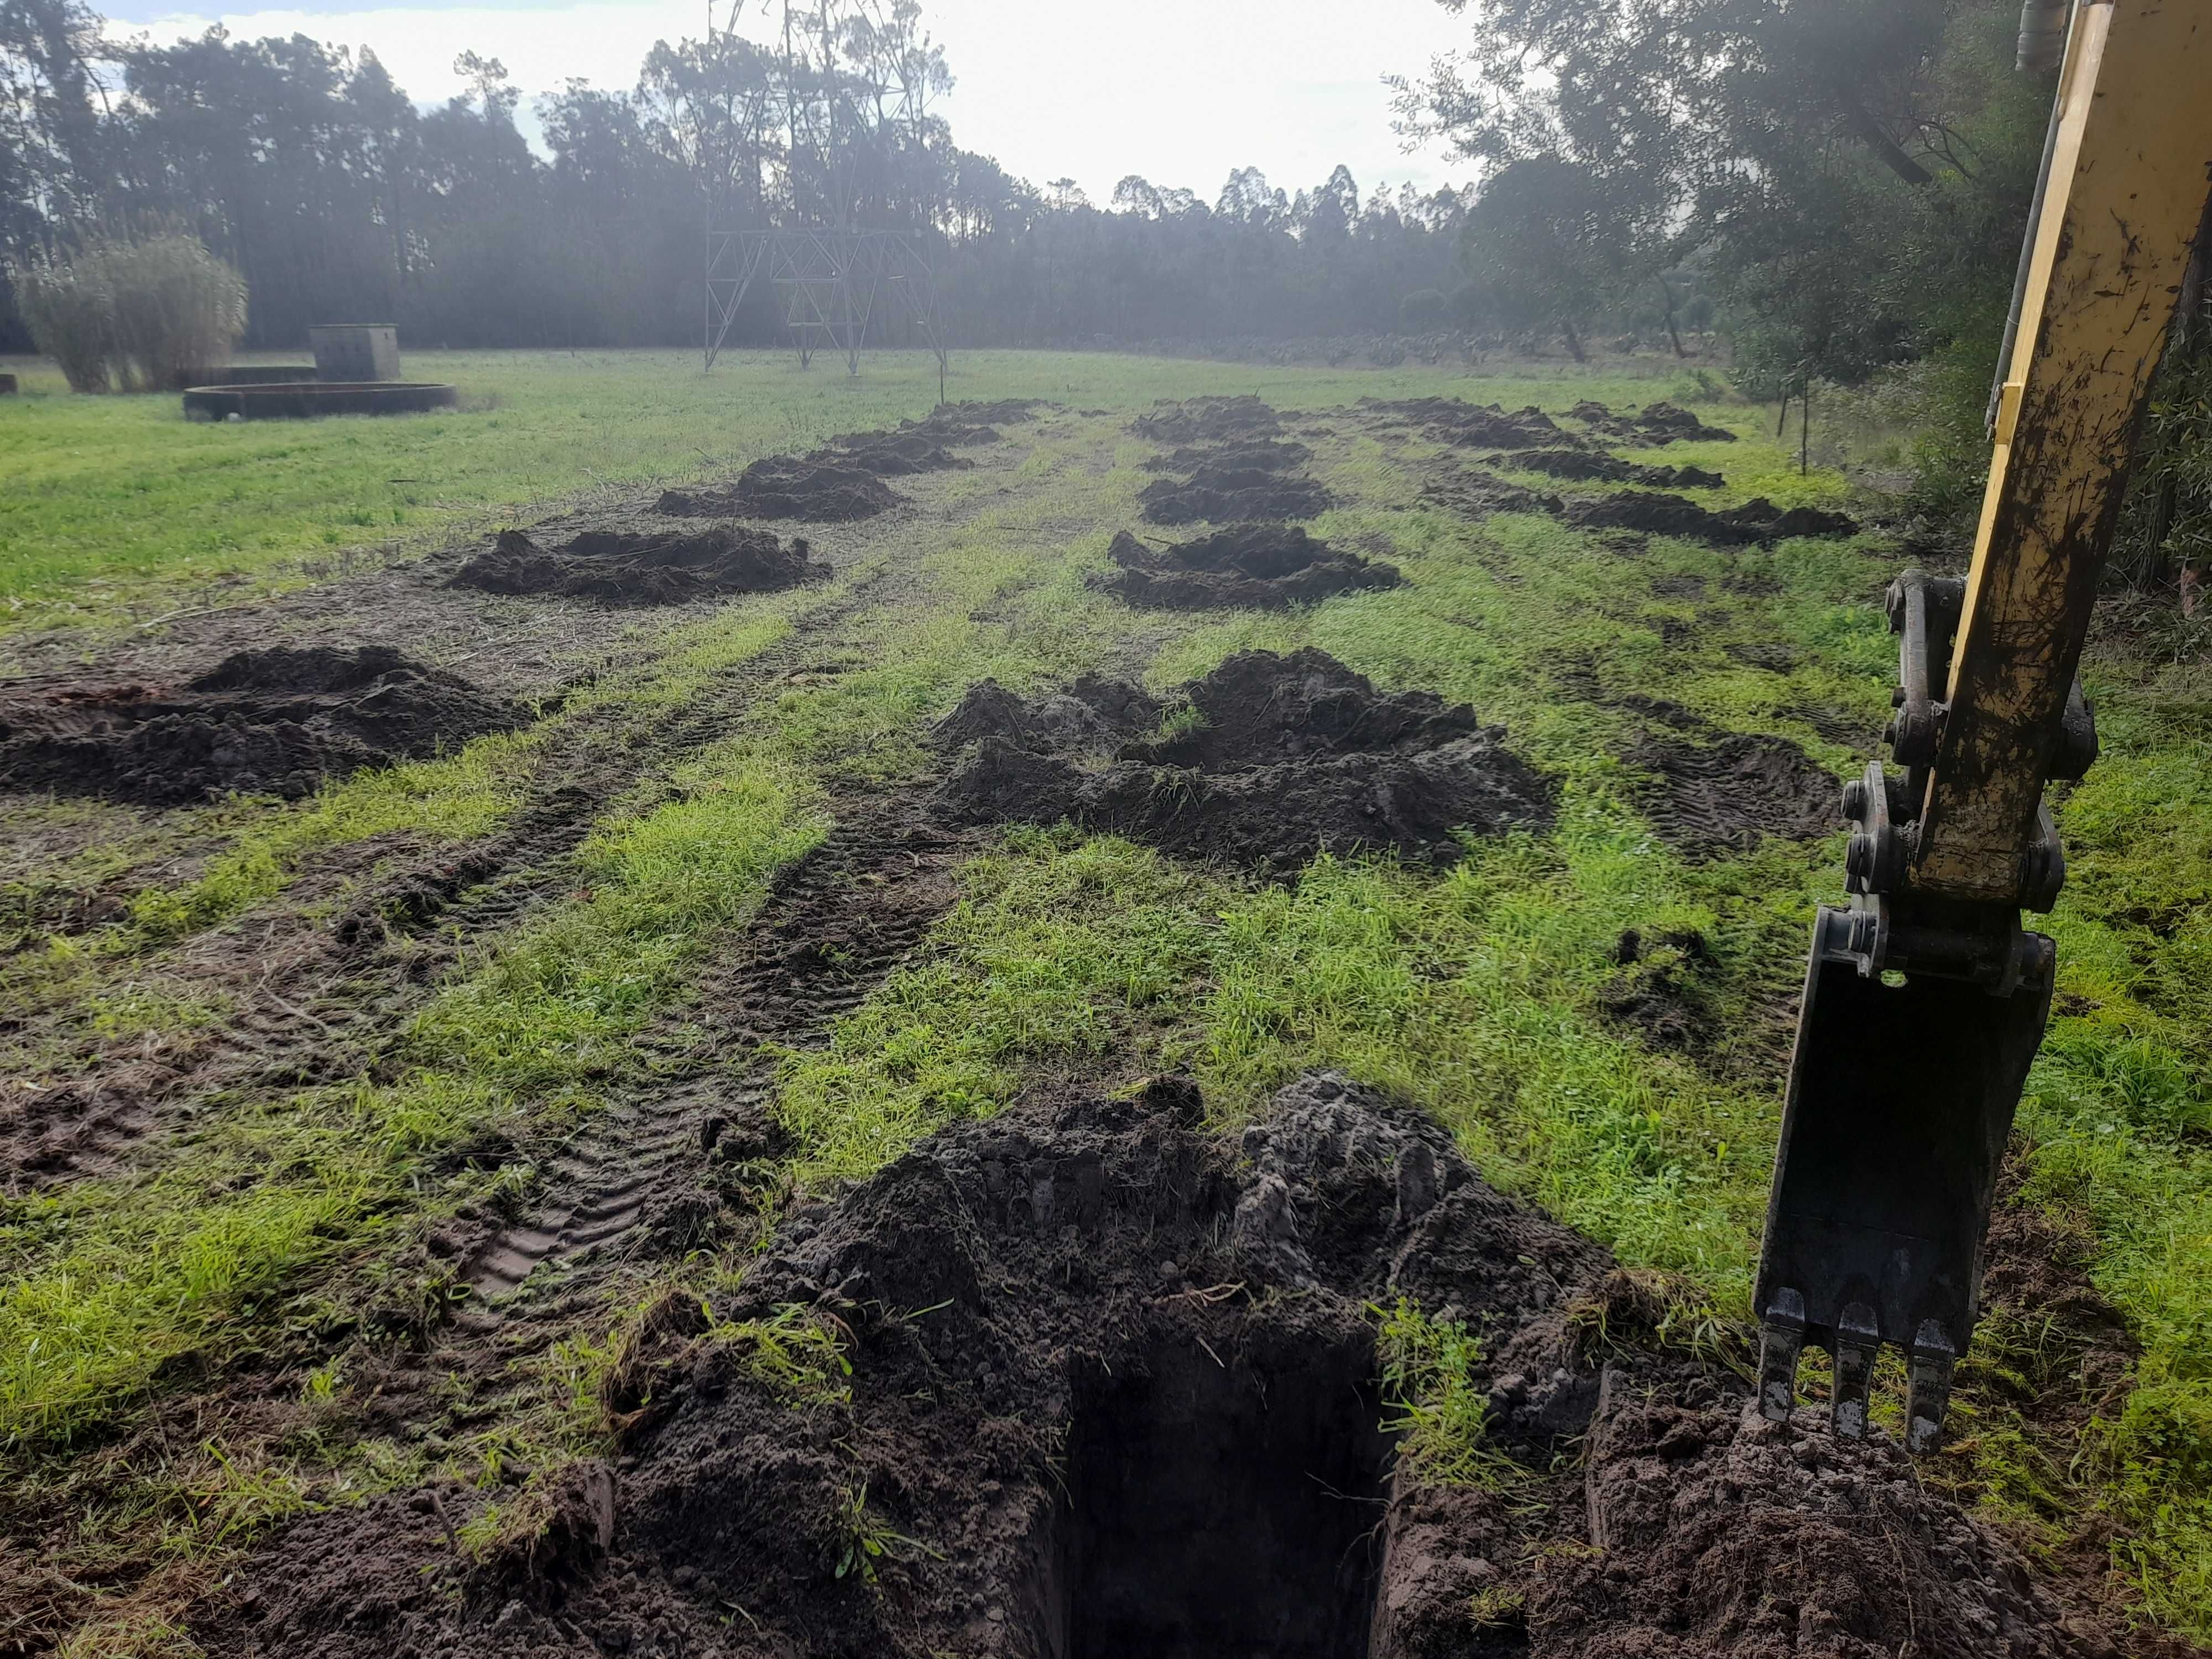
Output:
[{"xmin": 1754, "ymin": 907, "xmax": 2053, "ymax": 1449}]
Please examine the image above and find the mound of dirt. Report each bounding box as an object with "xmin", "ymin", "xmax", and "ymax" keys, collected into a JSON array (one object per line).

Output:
[
  {"xmin": 658, "ymin": 455, "xmax": 907, "ymax": 522},
  {"xmin": 1569, "ymin": 399, "xmax": 1739, "ymax": 445},
  {"xmin": 1091, "ymin": 525, "xmax": 1402, "ymax": 611},
  {"xmin": 1420, "ymin": 465, "xmax": 1564, "ymax": 519},
  {"xmin": 1506, "ymin": 448, "xmax": 1726, "ymax": 489},
  {"xmin": 1631, "ymin": 731, "xmax": 1844, "ymax": 858},
  {"xmin": 1129, "ymin": 394, "xmax": 1284, "ymax": 444},
  {"xmin": 823, "ymin": 430, "xmax": 974, "ymax": 476},
  {"xmin": 0, "ymin": 646, "xmax": 522, "ymax": 805},
  {"xmin": 1139, "ymin": 437, "xmax": 1312, "ymax": 474},
  {"xmin": 1566, "ymin": 491, "xmax": 1859, "ymax": 545},
  {"xmin": 1357, "ymin": 395, "xmax": 1565, "ymax": 449},
  {"xmin": 451, "ymin": 527, "xmax": 830, "ymax": 606},
  {"xmin": 1137, "ymin": 466, "xmax": 1335, "ymax": 525},
  {"xmin": 934, "ymin": 647, "xmax": 1551, "ymax": 870},
  {"xmin": 205, "ymin": 1071, "xmax": 2083, "ymax": 1659}
]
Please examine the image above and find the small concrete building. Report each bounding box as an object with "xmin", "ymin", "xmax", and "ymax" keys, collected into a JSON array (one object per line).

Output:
[{"xmin": 309, "ymin": 325, "xmax": 401, "ymax": 383}]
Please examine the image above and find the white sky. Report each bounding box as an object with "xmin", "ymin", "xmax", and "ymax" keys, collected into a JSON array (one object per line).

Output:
[{"xmin": 100, "ymin": 0, "xmax": 1476, "ymax": 203}]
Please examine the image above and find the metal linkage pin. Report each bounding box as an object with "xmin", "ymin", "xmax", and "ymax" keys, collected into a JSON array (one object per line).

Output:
[
  {"xmin": 1758, "ymin": 1288, "xmax": 1807, "ymax": 1423},
  {"xmin": 1832, "ymin": 1303, "xmax": 1880, "ymax": 1439},
  {"xmin": 1907, "ymin": 1321, "xmax": 1958, "ymax": 1453}
]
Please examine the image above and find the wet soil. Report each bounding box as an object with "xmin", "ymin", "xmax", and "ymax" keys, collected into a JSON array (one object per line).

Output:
[
  {"xmin": 204, "ymin": 1071, "xmax": 2089, "ymax": 1659},
  {"xmin": 1128, "ymin": 394, "xmax": 1284, "ymax": 444},
  {"xmin": 1507, "ymin": 447, "xmax": 1726, "ymax": 489},
  {"xmin": 1137, "ymin": 467, "xmax": 1335, "ymax": 526},
  {"xmin": 1566, "ymin": 491, "xmax": 1860, "ymax": 545},
  {"xmin": 935, "ymin": 647, "xmax": 1553, "ymax": 870},
  {"xmin": 1358, "ymin": 395, "xmax": 1566, "ymax": 450},
  {"xmin": 450, "ymin": 528, "xmax": 831, "ymax": 606},
  {"xmin": 1091, "ymin": 525, "xmax": 1401, "ymax": 611},
  {"xmin": 1420, "ymin": 464, "xmax": 1565, "ymax": 520},
  {"xmin": 1598, "ymin": 926, "xmax": 1723, "ymax": 1053},
  {"xmin": 1139, "ymin": 437, "xmax": 1312, "ymax": 474},
  {"xmin": 1569, "ymin": 399, "xmax": 1739, "ymax": 446},
  {"xmin": 0, "ymin": 646, "xmax": 524, "ymax": 806},
  {"xmin": 1631, "ymin": 731, "xmax": 1845, "ymax": 858},
  {"xmin": 658, "ymin": 456, "xmax": 908, "ymax": 523}
]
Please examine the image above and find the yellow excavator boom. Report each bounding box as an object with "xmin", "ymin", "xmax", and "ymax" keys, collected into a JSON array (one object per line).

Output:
[{"xmin": 1756, "ymin": 0, "xmax": 2212, "ymax": 1450}]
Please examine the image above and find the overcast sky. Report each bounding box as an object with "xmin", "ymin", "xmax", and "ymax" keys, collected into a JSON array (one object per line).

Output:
[{"xmin": 95, "ymin": 0, "xmax": 1476, "ymax": 204}]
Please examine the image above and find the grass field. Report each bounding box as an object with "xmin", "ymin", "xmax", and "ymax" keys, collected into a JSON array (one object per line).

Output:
[
  {"xmin": 2, "ymin": 347, "xmax": 2209, "ymax": 1652},
  {"xmin": 1, "ymin": 347, "xmax": 1734, "ymax": 637}
]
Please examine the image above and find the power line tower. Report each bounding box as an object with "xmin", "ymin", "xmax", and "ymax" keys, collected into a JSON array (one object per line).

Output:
[{"xmin": 700, "ymin": 0, "xmax": 948, "ymax": 385}]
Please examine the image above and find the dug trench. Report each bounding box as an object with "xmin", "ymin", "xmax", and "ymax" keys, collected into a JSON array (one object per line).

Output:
[{"xmin": 207, "ymin": 1072, "xmax": 2094, "ymax": 1659}]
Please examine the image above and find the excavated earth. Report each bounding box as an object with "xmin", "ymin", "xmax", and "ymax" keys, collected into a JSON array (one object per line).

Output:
[
  {"xmin": 451, "ymin": 528, "xmax": 832, "ymax": 606},
  {"xmin": 1569, "ymin": 398, "xmax": 1740, "ymax": 446},
  {"xmin": 1139, "ymin": 437, "xmax": 1312, "ymax": 474},
  {"xmin": 1128, "ymin": 393, "xmax": 1285, "ymax": 444},
  {"xmin": 1566, "ymin": 491, "xmax": 1860, "ymax": 545},
  {"xmin": 204, "ymin": 1071, "xmax": 2091, "ymax": 1659},
  {"xmin": 0, "ymin": 645, "xmax": 523, "ymax": 805},
  {"xmin": 1357, "ymin": 395, "xmax": 1569, "ymax": 450},
  {"xmin": 1091, "ymin": 525, "xmax": 1402, "ymax": 611},
  {"xmin": 934, "ymin": 647, "xmax": 1552, "ymax": 870},
  {"xmin": 1138, "ymin": 464, "xmax": 1335, "ymax": 526},
  {"xmin": 658, "ymin": 456, "xmax": 908, "ymax": 523},
  {"xmin": 1505, "ymin": 447, "xmax": 1726, "ymax": 489}
]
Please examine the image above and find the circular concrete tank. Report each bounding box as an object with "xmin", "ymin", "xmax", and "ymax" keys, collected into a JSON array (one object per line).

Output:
[{"xmin": 182, "ymin": 381, "xmax": 458, "ymax": 420}]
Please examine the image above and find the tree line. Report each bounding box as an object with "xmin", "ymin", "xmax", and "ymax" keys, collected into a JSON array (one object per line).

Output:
[{"xmin": 0, "ymin": 0, "xmax": 1472, "ymax": 355}]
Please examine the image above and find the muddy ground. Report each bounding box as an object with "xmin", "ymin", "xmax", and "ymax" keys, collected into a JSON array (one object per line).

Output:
[
  {"xmin": 935, "ymin": 647, "xmax": 1554, "ymax": 870},
  {"xmin": 452, "ymin": 528, "xmax": 831, "ymax": 606},
  {"xmin": 204, "ymin": 1071, "xmax": 2089, "ymax": 1659},
  {"xmin": 0, "ymin": 645, "xmax": 523, "ymax": 805},
  {"xmin": 1, "ymin": 393, "xmax": 2159, "ymax": 1659},
  {"xmin": 1092, "ymin": 525, "xmax": 1401, "ymax": 609}
]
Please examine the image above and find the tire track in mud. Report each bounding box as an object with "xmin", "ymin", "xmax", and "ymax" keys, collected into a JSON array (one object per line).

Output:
[
  {"xmin": 0, "ymin": 559, "xmax": 911, "ymax": 1193},
  {"xmin": 458, "ymin": 796, "xmax": 980, "ymax": 1303}
]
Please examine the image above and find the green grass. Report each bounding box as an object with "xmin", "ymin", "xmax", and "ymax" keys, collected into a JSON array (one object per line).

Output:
[
  {"xmin": 7, "ymin": 347, "xmax": 2212, "ymax": 1645},
  {"xmin": 0, "ymin": 347, "xmax": 1736, "ymax": 638}
]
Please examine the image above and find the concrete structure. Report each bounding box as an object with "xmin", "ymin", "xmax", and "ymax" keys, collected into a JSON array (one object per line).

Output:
[
  {"xmin": 0, "ymin": 373, "xmax": 17, "ymax": 395},
  {"xmin": 183, "ymin": 381, "xmax": 456, "ymax": 420},
  {"xmin": 310, "ymin": 325, "xmax": 401, "ymax": 383}
]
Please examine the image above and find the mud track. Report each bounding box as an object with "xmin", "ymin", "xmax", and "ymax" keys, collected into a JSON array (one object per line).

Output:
[{"xmin": 207, "ymin": 1072, "xmax": 2088, "ymax": 1659}]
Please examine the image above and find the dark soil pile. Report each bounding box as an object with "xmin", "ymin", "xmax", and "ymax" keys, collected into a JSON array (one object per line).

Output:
[
  {"xmin": 1128, "ymin": 393, "xmax": 1284, "ymax": 443},
  {"xmin": 1091, "ymin": 526, "xmax": 1402, "ymax": 611},
  {"xmin": 1631, "ymin": 731, "xmax": 1844, "ymax": 858},
  {"xmin": 0, "ymin": 646, "xmax": 521, "ymax": 805},
  {"xmin": 204, "ymin": 1071, "xmax": 2083, "ymax": 1659},
  {"xmin": 1569, "ymin": 399, "xmax": 1739, "ymax": 445},
  {"xmin": 1358, "ymin": 394, "xmax": 1565, "ymax": 449},
  {"xmin": 1420, "ymin": 465, "xmax": 1564, "ymax": 519},
  {"xmin": 1566, "ymin": 491, "xmax": 1859, "ymax": 545},
  {"xmin": 658, "ymin": 455, "xmax": 907, "ymax": 521},
  {"xmin": 822, "ymin": 430, "xmax": 974, "ymax": 476},
  {"xmin": 451, "ymin": 527, "xmax": 830, "ymax": 605},
  {"xmin": 1138, "ymin": 465, "xmax": 1335, "ymax": 525},
  {"xmin": 934, "ymin": 647, "xmax": 1552, "ymax": 870},
  {"xmin": 1507, "ymin": 448, "xmax": 1726, "ymax": 489},
  {"xmin": 1140, "ymin": 437, "xmax": 1312, "ymax": 474}
]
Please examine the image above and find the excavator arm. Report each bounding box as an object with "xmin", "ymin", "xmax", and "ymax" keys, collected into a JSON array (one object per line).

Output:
[{"xmin": 1755, "ymin": 0, "xmax": 2212, "ymax": 1451}]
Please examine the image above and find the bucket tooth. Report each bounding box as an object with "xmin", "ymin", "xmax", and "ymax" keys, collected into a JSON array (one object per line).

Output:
[
  {"xmin": 1758, "ymin": 1288, "xmax": 1807, "ymax": 1423},
  {"xmin": 1907, "ymin": 1321, "xmax": 1958, "ymax": 1453},
  {"xmin": 1831, "ymin": 1303, "xmax": 1879, "ymax": 1439}
]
